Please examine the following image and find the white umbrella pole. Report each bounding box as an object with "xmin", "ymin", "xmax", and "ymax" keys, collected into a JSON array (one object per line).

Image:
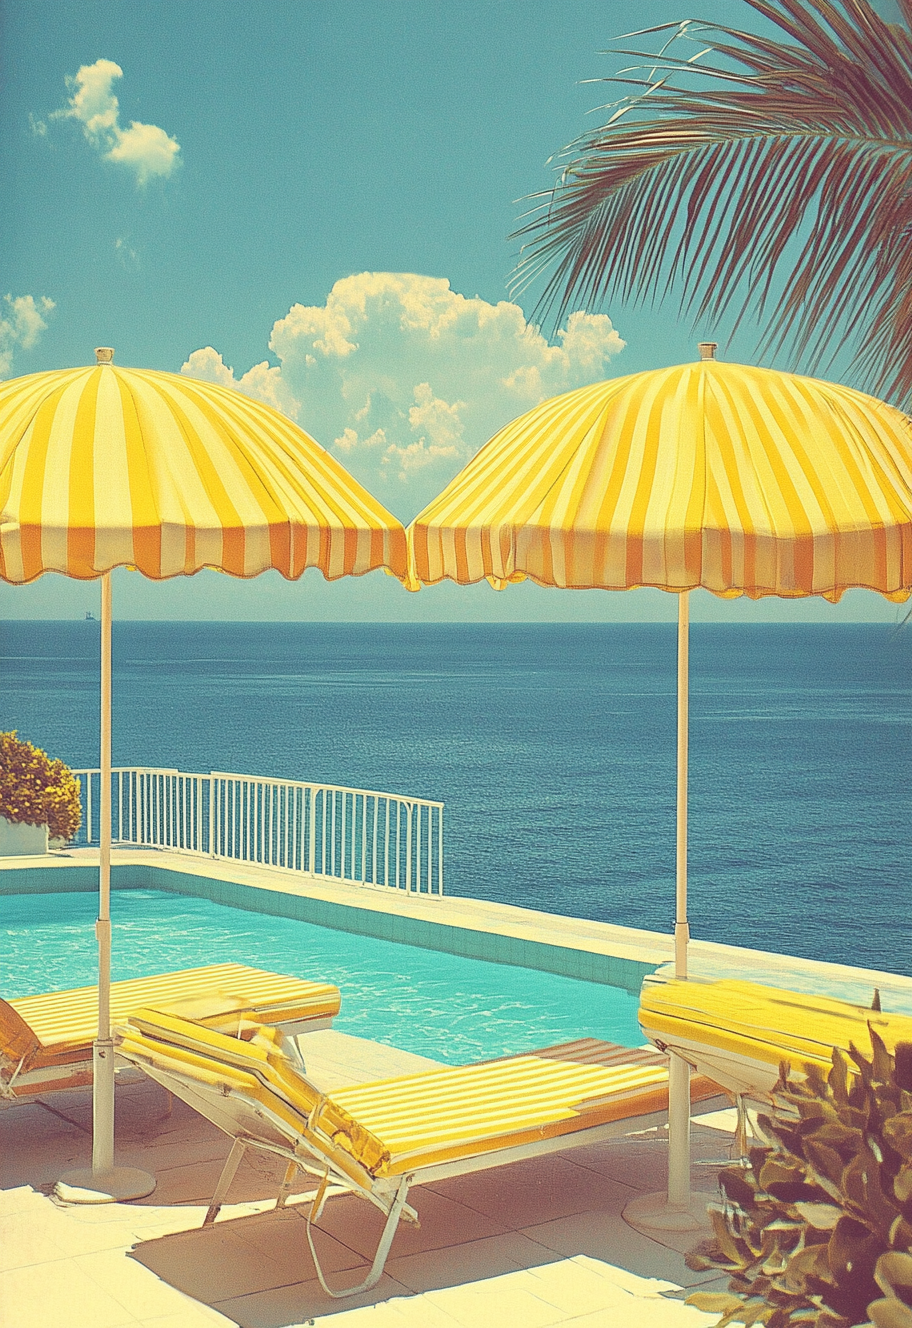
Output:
[
  {"xmin": 56, "ymin": 573, "xmax": 155, "ymax": 1203},
  {"xmin": 622, "ymin": 590, "xmax": 704, "ymax": 1233},
  {"xmin": 93, "ymin": 571, "xmax": 114, "ymax": 1175},
  {"xmin": 667, "ymin": 588, "xmax": 692, "ymax": 1209}
]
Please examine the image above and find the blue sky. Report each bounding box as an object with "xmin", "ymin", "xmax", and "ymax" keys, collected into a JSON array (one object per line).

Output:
[{"xmin": 0, "ymin": 0, "xmax": 906, "ymax": 622}]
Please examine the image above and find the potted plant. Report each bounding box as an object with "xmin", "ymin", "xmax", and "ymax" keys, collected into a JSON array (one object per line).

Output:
[
  {"xmin": 0, "ymin": 731, "xmax": 82, "ymax": 855},
  {"xmin": 685, "ymin": 1028, "xmax": 912, "ymax": 1327}
]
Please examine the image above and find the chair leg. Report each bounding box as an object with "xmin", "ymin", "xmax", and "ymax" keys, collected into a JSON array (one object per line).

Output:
[
  {"xmin": 733, "ymin": 1094, "xmax": 750, "ymax": 1164},
  {"xmin": 203, "ymin": 1138, "xmax": 247, "ymax": 1226},
  {"xmin": 306, "ymin": 1173, "xmax": 411, "ymax": 1299},
  {"xmin": 275, "ymin": 1160, "xmax": 299, "ymax": 1209}
]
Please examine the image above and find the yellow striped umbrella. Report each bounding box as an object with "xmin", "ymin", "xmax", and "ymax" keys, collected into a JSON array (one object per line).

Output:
[
  {"xmin": 0, "ymin": 352, "xmax": 406, "ymax": 583},
  {"xmin": 0, "ymin": 349, "xmax": 407, "ymax": 1203},
  {"xmin": 406, "ymin": 345, "xmax": 912, "ymax": 1227},
  {"xmin": 409, "ymin": 351, "xmax": 912, "ymax": 600}
]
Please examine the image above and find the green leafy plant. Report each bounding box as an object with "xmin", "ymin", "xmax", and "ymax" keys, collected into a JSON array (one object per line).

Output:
[
  {"xmin": 0, "ymin": 730, "xmax": 81, "ymax": 842},
  {"xmin": 686, "ymin": 1031, "xmax": 912, "ymax": 1327}
]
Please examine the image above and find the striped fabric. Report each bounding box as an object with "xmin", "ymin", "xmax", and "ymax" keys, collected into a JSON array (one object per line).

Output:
[
  {"xmin": 118, "ymin": 1013, "xmax": 722, "ymax": 1178},
  {"xmin": 330, "ymin": 1041, "xmax": 680, "ymax": 1173},
  {"xmin": 0, "ymin": 363, "xmax": 407, "ymax": 582},
  {"xmin": 9, "ymin": 963, "xmax": 340, "ymax": 1059},
  {"xmin": 639, "ymin": 979, "xmax": 912, "ymax": 1077},
  {"xmin": 407, "ymin": 361, "xmax": 912, "ymax": 601}
]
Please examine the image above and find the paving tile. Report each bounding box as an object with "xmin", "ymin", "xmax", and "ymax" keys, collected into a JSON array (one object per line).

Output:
[
  {"xmin": 320, "ymin": 1296, "xmax": 463, "ymax": 1326},
  {"xmin": 129, "ymin": 1223, "xmax": 297, "ymax": 1302},
  {"xmin": 130, "ymin": 1207, "xmax": 364, "ymax": 1305},
  {"xmin": 77, "ymin": 1246, "xmax": 209, "ymax": 1321},
  {"xmin": 302, "ymin": 1302, "xmax": 416, "ymax": 1326},
  {"xmin": 297, "ymin": 1029, "xmax": 443, "ymax": 1092},
  {"xmin": 13, "ymin": 1202, "xmax": 143, "ymax": 1256},
  {"xmin": 135, "ymin": 1310, "xmax": 236, "ymax": 1328},
  {"xmin": 133, "ymin": 1157, "xmax": 242, "ymax": 1207},
  {"xmin": 56, "ymin": 1198, "xmax": 164, "ymax": 1226},
  {"xmin": 385, "ymin": 1230, "xmax": 555, "ymax": 1295},
  {"xmin": 419, "ymin": 1279, "xmax": 567, "ymax": 1328},
  {"xmin": 566, "ymin": 1296, "xmax": 718, "ymax": 1326},
  {"xmin": 129, "ymin": 1200, "xmax": 278, "ymax": 1242},
  {"xmin": 231, "ymin": 1205, "xmax": 367, "ymax": 1280},
  {"xmin": 564, "ymin": 1253, "xmax": 680, "ymax": 1296},
  {"xmin": 559, "ymin": 1309, "xmax": 710, "ymax": 1328},
  {"xmin": 425, "ymin": 1154, "xmax": 619, "ymax": 1228},
  {"xmin": 560, "ymin": 1135, "xmax": 725, "ymax": 1197},
  {"xmin": 0, "ymin": 1184, "xmax": 47, "ymax": 1216},
  {"xmin": 212, "ymin": 1271, "xmax": 410, "ymax": 1328},
  {"xmin": 0, "ymin": 1260, "xmax": 139, "ymax": 1328},
  {"xmin": 112, "ymin": 1135, "xmax": 237, "ymax": 1176},
  {"xmin": 522, "ymin": 1257, "xmax": 657, "ymax": 1316},
  {"xmin": 306, "ymin": 1184, "xmax": 509, "ymax": 1263},
  {"xmin": 0, "ymin": 1102, "xmax": 90, "ymax": 1189},
  {"xmin": 519, "ymin": 1207, "xmax": 704, "ymax": 1287},
  {"xmin": 0, "ymin": 1210, "xmax": 70, "ymax": 1271}
]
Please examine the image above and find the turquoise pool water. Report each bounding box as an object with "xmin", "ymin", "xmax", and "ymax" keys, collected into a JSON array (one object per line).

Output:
[{"xmin": 1, "ymin": 889, "xmax": 643, "ymax": 1061}]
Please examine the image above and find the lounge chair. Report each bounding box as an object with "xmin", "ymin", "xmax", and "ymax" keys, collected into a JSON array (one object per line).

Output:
[
  {"xmin": 0, "ymin": 964, "xmax": 341, "ymax": 1100},
  {"xmin": 638, "ymin": 976, "xmax": 912, "ymax": 1104},
  {"xmin": 116, "ymin": 1005, "xmax": 727, "ymax": 1298}
]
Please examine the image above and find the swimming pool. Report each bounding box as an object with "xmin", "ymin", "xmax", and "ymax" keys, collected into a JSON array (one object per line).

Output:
[{"xmin": 1, "ymin": 889, "xmax": 643, "ymax": 1061}]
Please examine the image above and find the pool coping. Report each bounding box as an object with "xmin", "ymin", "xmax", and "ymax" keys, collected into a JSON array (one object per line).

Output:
[{"xmin": 3, "ymin": 846, "xmax": 911, "ymax": 1006}]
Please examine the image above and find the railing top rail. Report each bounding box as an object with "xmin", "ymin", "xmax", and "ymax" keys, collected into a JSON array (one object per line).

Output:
[
  {"xmin": 71, "ymin": 766, "xmax": 443, "ymax": 809},
  {"xmin": 208, "ymin": 770, "xmax": 444, "ymax": 807}
]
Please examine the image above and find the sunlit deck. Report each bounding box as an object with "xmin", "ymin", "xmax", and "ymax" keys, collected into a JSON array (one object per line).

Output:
[
  {"xmin": 2, "ymin": 1024, "xmax": 742, "ymax": 1328},
  {"xmin": 6, "ymin": 846, "xmax": 912, "ymax": 1325}
]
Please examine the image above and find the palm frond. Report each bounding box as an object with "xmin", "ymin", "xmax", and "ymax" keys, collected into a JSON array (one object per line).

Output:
[{"xmin": 512, "ymin": 0, "xmax": 912, "ymax": 407}]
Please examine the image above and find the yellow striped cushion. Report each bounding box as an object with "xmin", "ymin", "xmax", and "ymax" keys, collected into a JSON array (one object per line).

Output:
[
  {"xmin": 639, "ymin": 979, "xmax": 912, "ymax": 1074},
  {"xmin": 0, "ymin": 998, "xmax": 40, "ymax": 1069},
  {"xmin": 332, "ymin": 1055, "xmax": 664, "ymax": 1173},
  {"xmin": 120, "ymin": 1008, "xmax": 390, "ymax": 1179},
  {"xmin": 10, "ymin": 964, "xmax": 340, "ymax": 1062},
  {"xmin": 119, "ymin": 1016, "xmax": 720, "ymax": 1180}
]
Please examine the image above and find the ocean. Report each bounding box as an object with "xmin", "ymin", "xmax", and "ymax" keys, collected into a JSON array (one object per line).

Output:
[{"xmin": 1, "ymin": 620, "xmax": 909, "ymax": 976}]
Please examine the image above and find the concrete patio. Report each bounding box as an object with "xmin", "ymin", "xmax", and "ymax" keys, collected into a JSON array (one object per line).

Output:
[{"xmin": 1, "ymin": 1029, "xmax": 742, "ymax": 1328}]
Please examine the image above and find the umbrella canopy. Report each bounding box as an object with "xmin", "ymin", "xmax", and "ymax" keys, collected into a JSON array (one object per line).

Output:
[
  {"xmin": 0, "ymin": 349, "xmax": 407, "ymax": 1201},
  {"xmin": 405, "ymin": 346, "xmax": 912, "ymax": 1227},
  {"xmin": 0, "ymin": 352, "xmax": 406, "ymax": 583},
  {"xmin": 409, "ymin": 353, "xmax": 912, "ymax": 600}
]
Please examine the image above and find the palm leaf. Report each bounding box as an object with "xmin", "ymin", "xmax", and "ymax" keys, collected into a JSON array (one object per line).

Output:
[{"xmin": 512, "ymin": 0, "xmax": 912, "ymax": 408}]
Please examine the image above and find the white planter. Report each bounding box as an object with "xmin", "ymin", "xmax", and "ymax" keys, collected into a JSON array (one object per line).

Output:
[{"xmin": 0, "ymin": 815, "xmax": 48, "ymax": 856}]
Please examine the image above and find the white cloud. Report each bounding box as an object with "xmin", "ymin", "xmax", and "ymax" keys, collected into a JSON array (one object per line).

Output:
[
  {"xmin": 46, "ymin": 59, "xmax": 180, "ymax": 186},
  {"xmin": 182, "ymin": 272, "xmax": 625, "ymax": 516},
  {"xmin": 380, "ymin": 382, "xmax": 466, "ymax": 482},
  {"xmin": 180, "ymin": 347, "xmax": 300, "ymax": 418},
  {"xmin": 0, "ymin": 295, "xmax": 55, "ymax": 377},
  {"xmin": 114, "ymin": 237, "xmax": 139, "ymax": 268}
]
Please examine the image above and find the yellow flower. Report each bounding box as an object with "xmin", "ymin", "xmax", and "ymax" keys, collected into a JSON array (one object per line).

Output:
[{"xmin": 0, "ymin": 731, "xmax": 81, "ymax": 841}]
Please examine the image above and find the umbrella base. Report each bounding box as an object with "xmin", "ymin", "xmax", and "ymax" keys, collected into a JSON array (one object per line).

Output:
[
  {"xmin": 56, "ymin": 1166, "xmax": 156, "ymax": 1204},
  {"xmin": 622, "ymin": 1190, "xmax": 711, "ymax": 1233}
]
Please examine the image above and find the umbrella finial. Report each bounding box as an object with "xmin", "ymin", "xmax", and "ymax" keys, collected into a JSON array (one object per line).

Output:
[
  {"xmin": 95, "ymin": 347, "xmax": 114, "ymax": 366},
  {"xmin": 698, "ymin": 342, "xmax": 718, "ymax": 361}
]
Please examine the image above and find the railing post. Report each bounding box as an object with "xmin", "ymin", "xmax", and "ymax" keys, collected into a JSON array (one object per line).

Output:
[
  {"xmin": 437, "ymin": 806, "xmax": 444, "ymax": 896},
  {"xmin": 405, "ymin": 802, "xmax": 413, "ymax": 893}
]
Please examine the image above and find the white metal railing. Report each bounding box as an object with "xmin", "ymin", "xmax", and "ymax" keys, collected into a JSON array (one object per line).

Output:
[{"xmin": 70, "ymin": 767, "xmax": 444, "ymax": 896}]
